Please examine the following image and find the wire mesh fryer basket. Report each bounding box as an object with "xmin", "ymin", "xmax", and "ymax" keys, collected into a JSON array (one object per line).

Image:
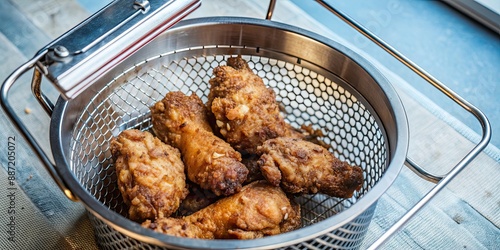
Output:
[
  {"xmin": 46, "ymin": 17, "xmax": 409, "ymax": 249},
  {"xmin": 70, "ymin": 54, "xmax": 387, "ymax": 249}
]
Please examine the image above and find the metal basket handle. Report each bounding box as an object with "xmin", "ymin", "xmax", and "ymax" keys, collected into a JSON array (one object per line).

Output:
[
  {"xmin": 302, "ymin": 1, "xmax": 492, "ymax": 248},
  {"xmin": 0, "ymin": 0, "xmax": 201, "ymax": 201},
  {"xmin": 35, "ymin": 0, "xmax": 200, "ymax": 101},
  {"xmin": 0, "ymin": 53, "xmax": 79, "ymax": 200}
]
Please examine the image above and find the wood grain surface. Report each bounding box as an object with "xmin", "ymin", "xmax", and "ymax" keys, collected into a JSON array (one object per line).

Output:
[{"xmin": 0, "ymin": 0, "xmax": 498, "ymax": 249}]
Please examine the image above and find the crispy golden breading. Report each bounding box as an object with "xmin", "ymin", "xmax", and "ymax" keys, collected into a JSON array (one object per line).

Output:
[
  {"xmin": 207, "ymin": 56, "xmax": 301, "ymax": 154},
  {"xmin": 110, "ymin": 129, "xmax": 188, "ymax": 221},
  {"xmin": 142, "ymin": 181, "xmax": 301, "ymax": 239},
  {"xmin": 150, "ymin": 91, "xmax": 248, "ymax": 196},
  {"xmin": 257, "ymin": 137, "xmax": 364, "ymax": 198}
]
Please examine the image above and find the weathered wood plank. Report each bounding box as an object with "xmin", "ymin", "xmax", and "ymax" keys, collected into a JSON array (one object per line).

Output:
[
  {"xmin": 0, "ymin": 0, "xmax": 50, "ymax": 57},
  {"xmin": 0, "ymin": 10, "xmax": 99, "ymax": 250},
  {"xmin": 0, "ymin": 168, "xmax": 71, "ymax": 249},
  {"xmin": 361, "ymin": 167, "xmax": 499, "ymax": 249},
  {"xmin": 9, "ymin": 0, "xmax": 89, "ymax": 39}
]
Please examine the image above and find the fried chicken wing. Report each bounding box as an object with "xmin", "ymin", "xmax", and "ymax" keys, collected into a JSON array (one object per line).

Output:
[
  {"xmin": 150, "ymin": 91, "xmax": 248, "ymax": 196},
  {"xmin": 207, "ymin": 56, "xmax": 302, "ymax": 154},
  {"xmin": 257, "ymin": 137, "xmax": 364, "ymax": 198},
  {"xmin": 142, "ymin": 181, "xmax": 301, "ymax": 239},
  {"xmin": 110, "ymin": 129, "xmax": 188, "ymax": 221}
]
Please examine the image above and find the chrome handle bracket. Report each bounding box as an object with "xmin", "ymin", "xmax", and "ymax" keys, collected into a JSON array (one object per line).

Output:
[{"xmin": 38, "ymin": 0, "xmax": 201, "ymax": 100}]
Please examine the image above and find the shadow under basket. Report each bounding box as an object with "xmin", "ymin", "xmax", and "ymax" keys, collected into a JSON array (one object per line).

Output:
[{"xmin": 49, "ymin": 17, "xmax": 408, "ymax": 249}]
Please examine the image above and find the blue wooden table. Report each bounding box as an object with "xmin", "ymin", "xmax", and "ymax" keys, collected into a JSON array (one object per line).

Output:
[{"xmin": 0, "ymin": 0, "xmax": 498, "ymax": 249}]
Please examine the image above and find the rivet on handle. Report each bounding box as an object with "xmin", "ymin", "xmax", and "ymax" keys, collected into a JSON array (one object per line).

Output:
[{"xmin": 134, "ymin": 0, "xmax": 150, "ymax": 13}]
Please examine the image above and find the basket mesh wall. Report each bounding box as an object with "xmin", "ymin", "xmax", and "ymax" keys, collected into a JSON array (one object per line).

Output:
[{"xmin": 70, "ymin": 51, "xmax": 388, "ymax": 249}]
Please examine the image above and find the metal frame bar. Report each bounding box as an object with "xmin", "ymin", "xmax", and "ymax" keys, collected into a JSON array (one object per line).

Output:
[
  {"xmin": 0, "ymin": 51, "xmax": 79, "ymax": 201},
  {"xmin": 312, "ymin": 0, "xmax": 491, "ymax": 248}
]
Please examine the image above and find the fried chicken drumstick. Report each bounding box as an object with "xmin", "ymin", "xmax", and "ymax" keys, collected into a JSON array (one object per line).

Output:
[
  {"xmin": 110, "ymin": 129, "xmax": 188, "ymax": 221},
  {"xmin": 257, "ymin": 137, "xmax": 364, "ymax": 198},
  {"xmin": 150, "ymin": 91, "xmax": 248, "ymax": 196},
  {"xmin": 142, "ymin": 181, "xmax": 301, "ymax": 239},
  {"xmin": 207, "ymin": 56, "xmax": 302, "ymax": 154}
]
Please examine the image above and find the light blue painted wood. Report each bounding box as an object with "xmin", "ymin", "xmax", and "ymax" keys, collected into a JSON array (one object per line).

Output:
[
  {"xmin": 0, "ymin": 0, "xmax": 50, "ymax": 57},
  {"xmin": 0, "ymin": 0, "xmax": 498, "ymax": 249},
  {"xmin": 362, "ymin": 167, "xmax": 499, "ymax": 249},
  {"xmin": 0, "ymin": 25, "xmax": 98, "ymax": 250},
  {"xmin": 292, "ymin": 0, "xmax": 500, "ymax": 149}
]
